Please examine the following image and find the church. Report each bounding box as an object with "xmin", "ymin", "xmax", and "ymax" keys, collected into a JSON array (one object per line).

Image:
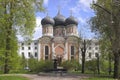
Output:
[
  {"xmin": 39, "ymin": 11, "xmax": 80, "ymax": 61},
  {"xmin": 18, "ymin": 11, "xmax": 100, "ymax": 63}
]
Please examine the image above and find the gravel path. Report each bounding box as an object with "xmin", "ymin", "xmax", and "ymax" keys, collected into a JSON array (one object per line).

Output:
[{"xmin": 21, "ymin": 74, "xmax": 89, "ymax": 80}]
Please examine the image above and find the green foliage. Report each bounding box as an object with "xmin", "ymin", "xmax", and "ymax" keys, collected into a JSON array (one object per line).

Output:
[
  {"xmin": 0, "ymin": 76, "xmax": 29, "ymax": 80},
  {"xmin": 61, "ymin": 60, "xmax": 81, "ymax": 71},
  {"xmin": 0, "ymin": 0, "xmax": 44, "ymax": 73},
  {"xmin": 85, "ymin": 59, "xmax": 114, "ymax": 74},
  {"xmin": 100, "ymin": 59, "xmax": 114, "ymax": 74},
  {"xmin": 38, "ymin": 60, "xmax": 54, "ymax": 72},
  {"xmin": 28, "ymin": 59, "xmax": 53, "ymax": 73},
  {"xmin": 28, "ymin": 58, "xmax": 39, "ymax": 72},
  {"xmin": 9, "ymin": 56, "xmax": 29, "ymax": 74},
  {"xmin": 90, "ymin": 0, "xmax": 120, "ymax": 78},
  {"xmin": 85, "ymin": 59, "xmax": 97, "ymax": 73}
]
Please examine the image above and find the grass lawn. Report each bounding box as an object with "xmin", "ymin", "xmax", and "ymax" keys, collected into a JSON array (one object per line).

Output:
[
  {"xmin": 0, "ymin": 76, "xmax": 29, "ymax": 80},
  {"xmin": 85, "ymin": 77, "xmax": 114, "ymax": 80}
]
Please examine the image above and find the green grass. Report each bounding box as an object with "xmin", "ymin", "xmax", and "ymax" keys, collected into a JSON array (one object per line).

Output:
[
  {"xmin": 0, "ymin": 76, "xmax": 29, "ymax": 80},
  {"xmin": 84, "ymin": 77, "xmax": 114, "ymax": 80}
]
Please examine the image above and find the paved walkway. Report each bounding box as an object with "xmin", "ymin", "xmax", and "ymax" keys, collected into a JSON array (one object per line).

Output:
[{"xmin": 21, "ymin": 74, "xmax": 89, "ymax": 80}]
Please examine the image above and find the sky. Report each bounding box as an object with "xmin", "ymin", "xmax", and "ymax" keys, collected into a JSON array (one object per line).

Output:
[{"xmin": 33, "ymin": 0, "xmax": 97, "ymax": 40}]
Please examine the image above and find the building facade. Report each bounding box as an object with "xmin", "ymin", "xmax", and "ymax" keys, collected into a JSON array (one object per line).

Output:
[{"xmin": 18, "ymin": 40, "xmax": 39, "ymax": 59}]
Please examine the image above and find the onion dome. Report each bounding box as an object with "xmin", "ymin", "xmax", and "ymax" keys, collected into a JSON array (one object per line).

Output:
[
  {"xmin": 65, "ymin": 16, "xmax": 78, "ymax": 25},
  {"xmin": 41, "ymin": 16, "xmax": 55, "ymax": 25},
  {"xmin": 54, "ymin": 12, "xmax": 66, "ymax": 26}
]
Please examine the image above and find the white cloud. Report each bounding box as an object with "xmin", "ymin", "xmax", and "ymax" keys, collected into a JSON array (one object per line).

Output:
[
  {"xmin": 60, "ymin": 0, "xmax": 71, "ymax": 8},
  {"xmin": 70, "ymin": 0, "xmax": 97, "ymax": 14},
  {"xmin": 36, "ymin": 17, "xmax": 42, "ymax": 27},
  {"xmin": 70, "ymin": 0, "xmax": 97, "ymax": 39},
  {"xmin": 79, "ymin": 0, "xmax": 92, "ymax": 8},
  {"xmin": 43, "ymin": 0, "xmax": 49, "ymax": 6},
  {"xmin": 78, "ymin": 17, "xmax": 86, "ymax": 24}
]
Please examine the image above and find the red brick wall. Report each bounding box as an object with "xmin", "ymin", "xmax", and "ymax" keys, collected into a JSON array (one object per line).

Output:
[{"xmin": 55, "ymin": 46, "xmax": 64, "ymax": 56}]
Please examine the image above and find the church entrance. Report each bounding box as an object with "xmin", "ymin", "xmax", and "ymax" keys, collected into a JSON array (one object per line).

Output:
[
  {"xmin": 55, "ymin": 45, "xmax": 64, "ymax": 65},
  {"xmin": 56, "ymin": 55, "xmax": 62, "ymax": 66}
]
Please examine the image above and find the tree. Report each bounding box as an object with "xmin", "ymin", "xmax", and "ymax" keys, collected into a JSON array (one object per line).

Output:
[
  {"xmin": 0, "ymin": 0, "xmax": 44, "ymax": 73},
  {"xmin": 90, "ymin": 0, "xmax": 120, "ymax": 78},
  {"xmin": 99, "ymin": 36, "xmax": 114, "ymax": 75},
  {"xmin": 81, "ymin": 39, "xmax": 87, "ymax": 73},
  {"xmin": 80, "ymin": 39, "xmax": 91, "ymax": 73}
]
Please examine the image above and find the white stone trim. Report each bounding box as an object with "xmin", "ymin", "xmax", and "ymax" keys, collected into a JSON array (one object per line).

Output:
[{"xmin": 38, "ymin": 43, "xmax": 41, "ymax": 60}]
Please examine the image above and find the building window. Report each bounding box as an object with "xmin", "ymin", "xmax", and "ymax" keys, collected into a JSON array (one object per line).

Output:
[
  {"xmin": 22, "ymin": 47, "xmax": 24, "ymax": 50},
  {"xmin": 28, "ymin": 52, "xmax": 31, "ymax": 57},
  {"xmin": 89, "ymin": 47, "xmax": 91, "ymax": 50},
  {"xmin": 45, "ymin": 46, "xmax": 49, "ymax": 60},
  {"xmin": 28, "ymin": 43, "xmax": 31, "ymax": 45},
  {"xmin": 71, "ymin": 46, "xmax": 74, "ymax": 59},
  {"xmin": 95, "ymin": 47, "xmax": 98, "ymax": 50},
  {"xmin": 89, "ymin": 42, "xmax": 91, "ymax": 45},
  {"xmin": 46, "ymin": 28, "xmax": 48, "ymax": 33},
  {"xmin": 45, "ymin": 56, "xmax": 48, "ymax": 60},
  {"xmin": 89, "ymin": 52, "xmax": 91, "ymax": 58},
  {"xmin": 45, "ymin": 46, "xmax": 49, "ymax": 55},
  {"xmin": 22, "ymin": 52, "xmax": 24, "ymax": 57},
  {"xmin": 95, "ymin": 53, "xmax": 99, "ymax": 57},
  {"xmin": 34, "ymin": 42, "xmax": 37, "ymax": 45},
  {"xmin": 28, "ymin": 47, "xmax": 31, "ymax": 50},
  {"xmin": 95, "ymin": 42, "xmax": 98, "ymax": 46},
  {"xmin": 35, "ymin": 52, "xmax": 37, "ymax": 57},
  {"xmin": 35, "ymin": 47, "xmax": 37, "ymax": 50},
  {"xmin": 21, "ymin": 43, "xmax": 24, "ymax": 46}
]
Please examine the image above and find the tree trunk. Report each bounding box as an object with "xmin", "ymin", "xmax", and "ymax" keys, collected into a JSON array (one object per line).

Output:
[
  {"xmin": 3, "ymin": 2, "xmax": 13, "ymax": 74},
  {"xmin": 81, "ymin": 52, "xmax": 85, "ymax": 73},
  {"xmin": 109, "ymin": 53, "xmax": 112, "ymax": 75},
  {"xmin": 4, "ymin": 25, "xmax": 12, "ymax": 74},
  {"xmin": 81, "ymin": 40, "xmax": 86, "ymax": 73},
  {"xmin": 97, "ymin": 56, "xmax": 100, "ymax": 74},
  {"xmin": 113, "ymin": 52, "xmax": 120, "ymax": 78},
  {"xmin": 4, "ymin": 32, "xmax": 11, "ymax": 73}
]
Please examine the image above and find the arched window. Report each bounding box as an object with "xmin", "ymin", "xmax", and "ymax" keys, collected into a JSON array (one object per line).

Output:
[
  {"xmin": 71, "ymin": 46, "xmax": 74, "ymax": 59},
  {"xmin": 46, "ymin": 27, "xmax": 49, "ymax": 33},
  {"xmin": 70, "ymin": 28, "xmax": 72, "ymax": 33},
  {"xmin": 45, "ymin": 46, "xmax": 49, "ymax": 60}
]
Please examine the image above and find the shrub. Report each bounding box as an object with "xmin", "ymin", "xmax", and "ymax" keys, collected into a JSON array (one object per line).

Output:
[
  {"xmin": 85, "ymin": 59, "xmax": 114, "ymax": 74},
  {"xmin": 38, "ymin": 60, "xmax": 53, "ymax": 72},
  {"xmin": 28, "ymin": 58, "xmax": 39, "ymax": 72},
  {"xmin": 61, "ymin": 60, "xmax": 81, "ymax": 71},
  {"xmin": 100, "ymin": 59, "xmax": 114, "ymax": 74},
  {"xmin": 9, "ymin": 56, "xmax": 28, "ymax": 74},
  {"xmin": 85, "ymin": 59, "xmax": 97, "ymax": 73},
  {"xmin": 28, "ymin": 59, "xmax": 53, "ymax": 73}
]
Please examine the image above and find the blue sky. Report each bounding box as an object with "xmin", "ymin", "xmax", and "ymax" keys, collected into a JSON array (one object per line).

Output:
[{"xmin": 33, "ymin": 0, "xmax": 97, "ymax": 40}]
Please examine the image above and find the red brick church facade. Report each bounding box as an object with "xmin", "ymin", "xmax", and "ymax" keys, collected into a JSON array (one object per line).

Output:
[{"xmin": 39, "ymin": 11, "xmax": 80, "ymax": 62}]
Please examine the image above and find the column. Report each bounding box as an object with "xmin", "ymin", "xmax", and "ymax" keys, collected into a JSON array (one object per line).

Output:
[
  {"xmin": 64, "ymin": 42, "xmax": 68, "ymax": 60},
  {"xmin": 38, "ymin": 42, "xmax": 41, "ymax": 61},
  {"xmin": 52, "ymin": 42, "xmax": 55, "ymax": 59}
]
